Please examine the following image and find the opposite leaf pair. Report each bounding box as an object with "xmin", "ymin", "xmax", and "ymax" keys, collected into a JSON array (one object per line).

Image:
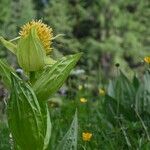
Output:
[{"xmin": 0, "ymin": 53, "xmax": 81, "ymax": 150}]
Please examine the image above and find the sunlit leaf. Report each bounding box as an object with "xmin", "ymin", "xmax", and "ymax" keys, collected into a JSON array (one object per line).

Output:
[
  {"xmin": 56, "ymin": 111, "xmax": 78, "ymax": 150},
  {"xmin": 33, "ymin": 53, "xmax": 82, "ymax": 101},
  {"xmin": 7, "ymin": 73, "xmax": 49, "ymax": 150}
]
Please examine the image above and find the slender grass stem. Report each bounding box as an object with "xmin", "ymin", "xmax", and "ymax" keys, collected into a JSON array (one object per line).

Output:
[
  {"xmin": 119, "ymin": 121, "xmax": 132, "ymax": 148},
  {"xmin": 135, "ymin": 109, "xmax": 150, "ymax": 141}
]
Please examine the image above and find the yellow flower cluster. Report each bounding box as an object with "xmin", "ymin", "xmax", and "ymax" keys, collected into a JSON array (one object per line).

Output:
[
  {"xmin": 19, "ymin": 20, "xmax": 53, "ymax": 54},
  {"xmin": 82, "ymin": 132, "xmax": 92, "ymax": 141},
  {"xmin": 99, "ymin": 88, "xmax": 105, "ymax": 96},
  {"xmin": 144, "ymin": 56, "xmax": 150, "ymax": 64},
  {"xmin": 80, "ymin": 98, "xmax": 87, "ymax": 103}
]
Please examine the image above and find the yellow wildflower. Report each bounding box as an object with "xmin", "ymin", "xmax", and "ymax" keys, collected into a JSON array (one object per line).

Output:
[
  {"xmin": 80, "ymin": 98, "xmax": 87, "ymax": 103},
  {"xmin": 82, "ymin": 132, "xmax": 92, "ymax": 141},
  {"xmin": 144, "ymin": 56, "xmax": 150, "ymax": 64},
  {"xmin": 78, "ymin": 85, "xmax": 83, "ymax": 90},
  {"xmin": 99, "ymin": 88, "xmax": 105, "ymax": 96},
  {"xmin": 19, "ymin": 20, "xmax": 53, "ymax": 54}
]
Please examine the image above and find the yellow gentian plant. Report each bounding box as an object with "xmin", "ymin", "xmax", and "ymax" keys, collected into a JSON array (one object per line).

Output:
[{"xmin": 0, "ymin": 20, "xmax": 81, "ymax": 150}]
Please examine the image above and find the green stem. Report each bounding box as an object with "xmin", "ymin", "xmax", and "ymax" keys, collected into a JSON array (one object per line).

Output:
[
  {"xmin": 9, "ymin": 36, "xmax": 20, "ymax": 42},
  {"xmin": 29, "ymin": 71, "xmax": 35, "ymax": 84},
  {"xmin": 83, "ymin": 142, "xmax": 87, "ymax": 150}
]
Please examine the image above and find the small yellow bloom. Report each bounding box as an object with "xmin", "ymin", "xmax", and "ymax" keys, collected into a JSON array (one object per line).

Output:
[
  {"xmin": 82, "ymin": 132, "xmax": 92, "ymax": 141},
  {"xmin": 99, "ymin": 88, "xmax": 105, "ymax": 96},
  {"xmin": 144, "ymin": 56, "xmax": 150, "ymax": 64},
  {"xmin": 19, "ymin": 20, "xmax": 53, "ymax": 54},
  {"xmin": 78, "ymin": 85, "xmax": 83, "ymax": 90},
  {"xmin": 80, "ymin": 98, "xmax": 87, "ymax": 103}
]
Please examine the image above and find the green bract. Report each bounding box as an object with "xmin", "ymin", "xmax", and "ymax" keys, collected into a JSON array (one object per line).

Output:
[
  {"xmin": 33, "ymin": 53, "xmax": 82, "ymax": 101},
  {"xmin": 17, "ymin": 27, "xmax": 46, "ymax": 71}
]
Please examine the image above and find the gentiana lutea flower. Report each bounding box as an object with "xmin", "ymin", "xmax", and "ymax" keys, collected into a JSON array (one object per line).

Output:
[
  {"xmin": 15, "ymin": 20, "xmax": 54, "ymax": 71},
  {"xmin": 19, "ymin": 20, "xmax": 53, "ymax": 54}
]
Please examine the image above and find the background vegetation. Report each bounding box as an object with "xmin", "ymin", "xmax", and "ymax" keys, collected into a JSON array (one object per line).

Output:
[{"xmin": 0, "ymin": 0, "xmax": 150, "ymax": 149}]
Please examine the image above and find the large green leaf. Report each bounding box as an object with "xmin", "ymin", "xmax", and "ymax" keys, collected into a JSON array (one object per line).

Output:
[
  {"xmin": 115, "ymin": 71, "xmax": 135, "ymax": 106},
  {"xmin": 44, "ymin": 106, "xmax": 51, "ymax": 150},
  {"xmin": 33, "ymin": 53, "xmax": 82, "ymax": 101},
  {"xmin": 107, "ymin": 71, "xmax": 136, "ymax": 121},
  {"xmin": 38, "ymin": 101, "xmax": 52, "ymax": 150},
  {"xmin": 132, "ymin": 75, "xmax": 140, "ymax": 91},
  {"xmin": 7, "ymin": 73, "xmax": 48, "ymax": 150},
  {"xmin": 135, "ymin": 71, "xmax": 150, "ymax": 115},
  {"xmin": 103, "ymin": 95, "xmax": 136, "ymax": 123},
  {"xmin": 56, "ymin": 111, "xmax": 78, "ymax": 150},
  {"xmin": 0, "ymin": 59, "xmax": 15, "ymax": 89},
  {"xmin": 107, "ymin": 79, "xmax": 116, "ymax": 98}
]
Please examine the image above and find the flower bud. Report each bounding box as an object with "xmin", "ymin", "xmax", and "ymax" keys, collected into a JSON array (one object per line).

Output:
[{"xmin": 17, "ymin": 27, "xmax": 46, "ymax": 71}]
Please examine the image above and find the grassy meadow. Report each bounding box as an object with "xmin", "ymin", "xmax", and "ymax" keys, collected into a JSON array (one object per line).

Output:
[{"xmin": 0, "ymin": 0, "xmax": 150, "ymax": 150}]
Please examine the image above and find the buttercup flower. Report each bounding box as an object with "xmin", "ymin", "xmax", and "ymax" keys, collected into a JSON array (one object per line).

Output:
[
  {"xmin": 99, "ymin": 88, "xmax": 105, "ymax": 96},
  {"xmin": 19, "ymin": 20, "xmax": 53, "ymax": 54},
  {"xmin": 80, "ymin": 97, "xmax": 87, "ymax": 103},
  {"xmin": 144, "ymin": 56, "xmax": 150, "ymax": 64},
  {"xmin": 82, "ymin": 132, "xmax": 92, "ymax": 141}
]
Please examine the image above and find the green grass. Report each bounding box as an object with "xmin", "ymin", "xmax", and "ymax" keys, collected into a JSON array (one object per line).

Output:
[
  {"xmin": 0, "ymin": 69, "xmax": 150, "ymax": 150},
  {"xmin": 0, "ymin": 122, "xmax": 10, "ymax": 150}
]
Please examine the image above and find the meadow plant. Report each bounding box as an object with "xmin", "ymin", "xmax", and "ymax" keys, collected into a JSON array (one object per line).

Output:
[{"xmin": 0, "ymin": 20, "xmax": 81, "ymax": 150}]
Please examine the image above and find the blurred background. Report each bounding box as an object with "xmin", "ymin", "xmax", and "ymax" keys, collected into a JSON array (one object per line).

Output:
[
  {"xmin": 0, "ymin": 0, "xmax": 149, "ymax": 98},
  {"xmin": 0, "ymin": 0, "xmax": 149, "ymax": 149},
  {"xmin": 0, "ymin": 0, "xmax": 149, "ymax": 70},
  {"xmin": 0, "ymin": 0, "xmax": 149, "ymax": 89}
]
